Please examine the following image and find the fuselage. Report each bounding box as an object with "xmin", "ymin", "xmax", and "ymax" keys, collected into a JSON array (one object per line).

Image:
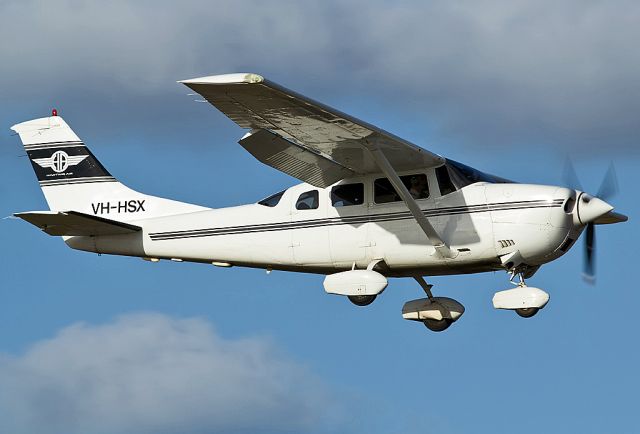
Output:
[
  {"xmin": 66, "ymin": 167, "xmax": 582, "ymax": 278},
  {"xmin": 11, "ymin": 92, "xmax": 625, "ymax": 330}
]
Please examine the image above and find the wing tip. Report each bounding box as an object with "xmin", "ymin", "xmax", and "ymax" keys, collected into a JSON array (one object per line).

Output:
[{"xmin": 178, "ymin": 73, "xmax": 264, "ymax": 86}]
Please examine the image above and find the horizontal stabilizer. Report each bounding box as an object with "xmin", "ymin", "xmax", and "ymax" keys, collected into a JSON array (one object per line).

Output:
[{"xmin": 15, "ymin": 211, "xmax": 142, "ymax": 236}]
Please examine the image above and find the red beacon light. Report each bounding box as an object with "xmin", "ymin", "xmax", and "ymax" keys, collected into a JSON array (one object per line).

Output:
[{"xmin": 51, "ymin": 108, "xmax": 58, "ymax": 117}]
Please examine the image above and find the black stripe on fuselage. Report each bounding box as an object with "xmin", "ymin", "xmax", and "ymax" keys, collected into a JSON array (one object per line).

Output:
[
  {"xmin": 152, "ymin": 199, "xmax": 561, "ymax": 236},
  {"xmin": 148, "ymin": 199, "xmax": 565, "ymax": 241}
]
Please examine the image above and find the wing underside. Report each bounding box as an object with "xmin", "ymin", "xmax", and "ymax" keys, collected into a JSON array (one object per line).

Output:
[
  {"xmin": 238, "ymin": 129, "xmax": 355, "ymax": 188},
  {"xmin": 180, "ymin": 73, "xmax": 443, "ymax": 186}
]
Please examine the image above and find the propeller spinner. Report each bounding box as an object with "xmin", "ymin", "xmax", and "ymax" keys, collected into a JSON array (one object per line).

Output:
[{"xmin": 563, "ymin": 160, "xmax": 627, "ymax": 283}]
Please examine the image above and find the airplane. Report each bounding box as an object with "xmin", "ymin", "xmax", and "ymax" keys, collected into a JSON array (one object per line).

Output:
[{"xmin": 10, "ymin": 73, "xmax": 628, "ymax": 332}]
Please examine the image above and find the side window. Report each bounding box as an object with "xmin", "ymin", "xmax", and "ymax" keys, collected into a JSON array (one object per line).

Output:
[
  {"xmin": 331, "ymin": 183, "xmax": 364, "ymax": 207},
  {"xmin": 258, "ymin": 190, "xmax": 285, "ymax": 207},
  {"xmin": 374, "ymin": 174, "xmax": 429, "ymax": 203},
  {"xmin": 436, "ymin": 166, "xmax": 457, "ymax": 196},
  {"xmin": 296, "ymin": 190, "xmax": 319, "ymax": 210},
  {"xmin": 374, "ymin": 178, "xmax": 399, "ymax": 203}
]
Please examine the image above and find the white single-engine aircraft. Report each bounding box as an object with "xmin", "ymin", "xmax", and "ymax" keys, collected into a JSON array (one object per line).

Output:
[{"xmin": 11, "ymin": 73, "xmax": 628, "ymax": 332}]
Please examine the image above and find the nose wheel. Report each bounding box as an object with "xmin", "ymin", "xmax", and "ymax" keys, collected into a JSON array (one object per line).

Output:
[{"xmin": 492, "ymin": 272, "xmax": 549, "ymax": 318}]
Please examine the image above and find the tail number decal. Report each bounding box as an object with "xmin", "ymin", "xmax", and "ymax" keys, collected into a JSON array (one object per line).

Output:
[{"xmin": 91, "ymin": 200, "xmax": 146, "ymax": 215}]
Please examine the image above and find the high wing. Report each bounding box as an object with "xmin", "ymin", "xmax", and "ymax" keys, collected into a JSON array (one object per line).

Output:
[
  {"xmin": 15, "ymin": 211, "xmax": 142, "ymax": 236},
  {"xmin": 180, "ymin": 73, "xmax": 444, "ymax": 188}
]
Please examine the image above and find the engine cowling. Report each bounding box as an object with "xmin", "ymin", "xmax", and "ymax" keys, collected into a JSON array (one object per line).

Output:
[{"xmin": 323, "ymin": 270, "xmax": 388, "ymax": 297}]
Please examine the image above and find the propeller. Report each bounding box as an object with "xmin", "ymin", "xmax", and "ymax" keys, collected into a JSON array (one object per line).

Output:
[
  {"xmin": 563, "ymin": 160, "xmax": 619, "ymax": 283},
  {"xmin": 584, "ymin": 222, "xmax": 595, "ymax": 283}
]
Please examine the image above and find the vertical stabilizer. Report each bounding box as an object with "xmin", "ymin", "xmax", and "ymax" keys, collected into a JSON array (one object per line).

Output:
[{"xmin": 11, "ymin": 114, "xmax": 207, "ymax": 221}]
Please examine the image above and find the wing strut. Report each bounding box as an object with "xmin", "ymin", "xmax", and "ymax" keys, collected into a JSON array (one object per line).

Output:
[{"xmin": 368, "ymin": 147, "xmax": 457, "ymax": 259}]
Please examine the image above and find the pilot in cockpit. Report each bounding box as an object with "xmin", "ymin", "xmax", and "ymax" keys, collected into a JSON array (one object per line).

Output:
[{"xmin": 409, "ymin": 175, "xmax": 428, "ymax": 199}]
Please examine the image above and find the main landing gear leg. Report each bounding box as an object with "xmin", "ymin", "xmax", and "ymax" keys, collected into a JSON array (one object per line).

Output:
[
  {"xmin": 414, "ymin": 276, "xmax": 434, "ymax": 299},
  {"xmin": 404, "ymin": 276, "xmax": 464, "ymax": 332}
]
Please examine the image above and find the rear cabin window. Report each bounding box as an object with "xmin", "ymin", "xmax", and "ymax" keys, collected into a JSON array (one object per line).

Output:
[
  {"xmin": 296, "ymin": 190, "xmax": 319, "ymax": 210},
  {"xmin": 331, "ymin": 183, "xmax": 364, "ymax": 207},
  {"xmin": 258, "ymin": 190, "xmax": 285, "ymax": 207},
  {"xmin": 374, "ymin": 174, "xmax": 429, "ymax": 203}
]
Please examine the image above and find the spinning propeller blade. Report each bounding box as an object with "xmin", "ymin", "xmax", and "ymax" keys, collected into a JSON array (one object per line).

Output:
[
  {"xmin": 563, "ymin": 158, "xmax": 583, "ymax": 192},
  {"xmin": 596, "ymin": 163, "xmax": 619, "ymax": 201},
  {"xmin": 563, "ymin": 159, "xmax": 620, "ymax": 284},
  {"xmin": 583, "ymin": 223, "xmax": 595, "ymax": 283}
]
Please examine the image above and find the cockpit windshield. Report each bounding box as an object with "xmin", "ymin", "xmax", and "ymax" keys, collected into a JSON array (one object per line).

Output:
[
  {"xmin": 258, "ymin": 190, "xmax": 285, "ymax": 207},
  {"xmin": 444, "ymin": 159, "xmax": 511, "ymax": 189}
]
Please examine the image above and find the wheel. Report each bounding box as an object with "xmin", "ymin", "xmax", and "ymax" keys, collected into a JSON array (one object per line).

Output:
[
  {"xmin": 516, "ymin": 307, "xmax": 539, "ymax": 318},
  {"xmin": 348, "ymin": 294, "xmax": 377, "ymax": 306},
  {"xmin": 423, "ymin": 318, "xmax": 453, "ymax": 332}
]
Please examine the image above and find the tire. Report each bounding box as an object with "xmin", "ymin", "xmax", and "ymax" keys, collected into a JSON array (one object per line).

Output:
[
  {"xmin": 423, "ymin": 318, "xmax": 453, "ymax": 332},
  {"xmin": 348, "ymin": 294, "xmax": 377, "ymax": 306},
  {"xmin": 516, "ymin": 307, "xmax": 539, "ymax": 318}
]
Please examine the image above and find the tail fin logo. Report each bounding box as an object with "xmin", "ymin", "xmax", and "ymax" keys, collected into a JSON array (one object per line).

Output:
[{"xmin": 33, "ymin": 151, "xmax": 89, "ymax": 173}]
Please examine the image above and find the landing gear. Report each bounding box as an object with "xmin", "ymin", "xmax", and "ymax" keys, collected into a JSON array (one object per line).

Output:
[
  {"xmin": 324, "ymin": 261, "xmax": 387, "ymax": 307},
  {"xmin": 402, "ymin": 276, "xmax": 465, "ymax": 332},
  {"xmin": 515, "ymin": 307, "xmax": 539, "ymax": 318},
  {"xmin": 348, "ymin": 294, "xmax": 377, "ymax": 306},
  {"xmin": 423, "ymin": 318, "xmax": 453, "ymax": 332},
  {"xmin": 492, "ymin": 272, "xmax": 549, "ymax": 319}
]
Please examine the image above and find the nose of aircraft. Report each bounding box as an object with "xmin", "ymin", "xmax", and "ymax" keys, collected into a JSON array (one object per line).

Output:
[{"xmin": 575, "ymin": 192, "xmax": 614, "ymax": 225}]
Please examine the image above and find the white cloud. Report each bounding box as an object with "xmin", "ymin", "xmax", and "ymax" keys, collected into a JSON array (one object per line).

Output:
[{"xmin": 0, "ymin": 313, "xmax": 331, "ymax": 434}]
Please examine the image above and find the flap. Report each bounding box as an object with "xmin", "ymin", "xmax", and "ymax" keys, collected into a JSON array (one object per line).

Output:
[
  {"xmin": 239, "ymin": 129, "xmax": 355, "ymax": 188},
  {"xmin": 15, "ymin": 211, "xmax": 142, "ymax": 236}
]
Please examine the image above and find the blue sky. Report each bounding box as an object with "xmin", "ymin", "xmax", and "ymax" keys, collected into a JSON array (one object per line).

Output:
[{"xmin": 1, "ymin": 1, "xmax": 638, "ymax": 433}]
